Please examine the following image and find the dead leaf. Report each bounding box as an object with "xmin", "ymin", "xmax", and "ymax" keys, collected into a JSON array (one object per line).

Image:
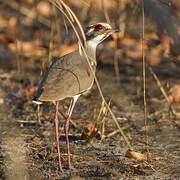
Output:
[
  {"xmin": 25, "ymin": 86, "xmax": 39, "ymax": 97},
  {"xmin": 170, "ymin": 85, "xmax": 180, "ymax": 102},
  {"xmin": 125, "ymin": 149, "xmax": 148, "ymax": 161},
  {"xmin": 22, "ymin": 16, "xmax": 34, "ymax": 26},
  {"xmin": 37, "ymin": 1, "xmax": 54, "ymax": 17},
  {"xmin": 0, "ymin": 97, "xmax": 4, "ymax": 104},
  {"xmin": 0, "ymin": 16, "xmax": 8, "ymax": 28},
  {"xmin": 81, "ymin": 123, "xmax": 94, "ymax": 140},
  {"xmin": 81, "ymin": 123, "xmax": 101, "ymax": 144},
  {"xmin": 0, "ymin": 34, "xmax": 14, "ymax": 44},
  {"xmin": 154, "ymin": 156, "xmax": 165, "ymax": 160},
  {"xmin": 147, "ymin": 48, "xmax": 162, "ymax": 66},
  {"xmin": 9, "ymin": 17, "xmax": 18, "ymax": 27}
]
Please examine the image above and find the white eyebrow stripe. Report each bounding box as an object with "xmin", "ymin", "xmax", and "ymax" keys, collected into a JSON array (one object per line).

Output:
[{"xmin": 86, "ymin": 28, "xmax": 94, "ymax": 35}]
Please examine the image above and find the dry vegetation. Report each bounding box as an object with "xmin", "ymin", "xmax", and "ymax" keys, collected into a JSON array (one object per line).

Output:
[{"xmin": 0, "ymin": 0, "xmax": 180, "ymax": 179}]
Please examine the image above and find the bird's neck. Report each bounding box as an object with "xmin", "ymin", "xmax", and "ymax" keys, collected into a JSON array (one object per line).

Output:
[{"xmin": 84, "ymin": 40, "xmax": 98, "ymax": 61}]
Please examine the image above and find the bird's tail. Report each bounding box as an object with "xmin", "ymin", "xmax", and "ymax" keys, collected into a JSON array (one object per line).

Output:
[{"xmin": 32, "ymin": 97, "xmax": 43, "ymax": 105}]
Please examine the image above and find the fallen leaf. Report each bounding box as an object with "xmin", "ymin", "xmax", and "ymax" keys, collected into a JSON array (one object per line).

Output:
[
  {"xmin": 25, "ymin": 86, "xmax": 39, "ymax": 97},
  {"xmin": 0, "ymin": 34, "xmax": 14, "ymax": 44},
  {"xmin": 37, "ymin": 1, "xmax": 54, "ymax": 17},
  {"xmin": 81, "ymin": 123, "xmax": 101, "ymax": 143},
  {"xmin": 0, "ymin": 97, "xmax": 4, "ymax": 104},
  {"xmin": 170, "ymin": 85, "xmax": 180, "ymax": 102},
  {"xmin": 153, "ymin": 156, "xmax": 165, "ymax": 160},
  {"xmin": 147, "ymin": 47, "xmax": 162, "ymax": 66},
  {"xmin": 125, "ymin": 149, "xmax": 148, "ymax": 161}
]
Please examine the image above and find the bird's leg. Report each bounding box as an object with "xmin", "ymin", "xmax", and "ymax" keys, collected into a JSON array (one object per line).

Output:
[
  {"xmin": 54, "ymin": 101, "xmax": 63, "ymax": 172},
  {"xmin": 65, "ymin": 95, "xmax": 80, "ymax": 169}
]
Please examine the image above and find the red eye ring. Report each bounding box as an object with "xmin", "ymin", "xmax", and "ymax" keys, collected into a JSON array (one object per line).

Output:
[{"xmin": 95, "ymin": 24, "xmax": 103, "ymax": 31}]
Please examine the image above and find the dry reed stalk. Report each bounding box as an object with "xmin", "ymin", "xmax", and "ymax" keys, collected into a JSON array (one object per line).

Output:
[
  {"xmin": 141, "ymin": 2, "xmax": 156, "ymax": 171},
  {"xmin": 102, "ymin": 0, "xmax": 120, "ymax": 82},
  {"xmin": 48, "ymin": 22, "xmax": 55, "ymax": 66},
  {"xmin": 149, "ymin": 66, "xmax": 180, "ymax": 117},
  {"xmin": 141, "ymin": 1, "xmax": 150, "ymax": 160},
  {"xmin": 37, "ymin": 104, "xmax": 41, "ymax": 124},
  {"xmin": 101, "ymin": 100, "xmax": 111, "ymax": 139}
]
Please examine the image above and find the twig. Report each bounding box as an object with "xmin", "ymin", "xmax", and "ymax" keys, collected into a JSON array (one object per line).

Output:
[
  {"xmin": 48, "ymin": 22, "xmax": 55, "ymax": 66},
  {"xmin": 37, "ymin": 104, "xmax": 41, "ymax": 124},
  {"xmin": 105, "ymin": 128, "xmax": 125, "ymax": 138},
  {"xmin": 141, "ymin": 1, "xmax": 150, "ymax": 160},
  {"xmin": 149, "ymin": 66, "xmax": 180, "ymax": 117}
]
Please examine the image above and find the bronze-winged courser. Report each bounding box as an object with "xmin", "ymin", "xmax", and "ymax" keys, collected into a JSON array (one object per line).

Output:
[{"xmin": 33, "ymin": 22, "xmax": 119, "ymax": 171}]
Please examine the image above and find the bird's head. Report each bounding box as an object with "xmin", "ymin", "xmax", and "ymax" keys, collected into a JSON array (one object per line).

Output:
[{"xmin": 85, "ymin": 22, "xmax": 119, "ymax": 47}]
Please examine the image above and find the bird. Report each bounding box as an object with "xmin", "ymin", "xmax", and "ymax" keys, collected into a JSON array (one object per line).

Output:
[{"xmin": 32, "ymin": 22, "xmax": 119, "ymax": 171}]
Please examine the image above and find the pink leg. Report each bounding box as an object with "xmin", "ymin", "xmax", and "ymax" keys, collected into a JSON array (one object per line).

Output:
[
  {"xmin": 54, "ymin": 101, "xmax": 63, "ymax": 172},
  {"xmin": 65, "ymin": 95, "xmax": 80, "ymax": 169}
]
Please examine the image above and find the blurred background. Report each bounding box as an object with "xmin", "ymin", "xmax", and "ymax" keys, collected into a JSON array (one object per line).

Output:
[{"xmin": 0, "ymin": 0, "xmax": 180, "ymax": 179}]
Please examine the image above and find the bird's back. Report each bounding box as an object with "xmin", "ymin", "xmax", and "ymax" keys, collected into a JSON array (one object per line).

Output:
[{"xmin": 34, "ymin": 50, "xmax": 96, "ymax": 102}]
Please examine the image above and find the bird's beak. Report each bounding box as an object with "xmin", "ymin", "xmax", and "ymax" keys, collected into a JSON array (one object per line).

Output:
[
  {"xmin": 114, "ymin": 28, "xmax": 120, "ymax": 32},
  {"xmin": 105, "ymin": 28, "xmax": 120, "ymax": 33}
]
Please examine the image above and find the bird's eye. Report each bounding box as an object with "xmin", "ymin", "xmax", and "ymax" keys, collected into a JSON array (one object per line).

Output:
[{"xmin": 95, "ymin": 24, "xmax": 103, "ymax": 31}]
